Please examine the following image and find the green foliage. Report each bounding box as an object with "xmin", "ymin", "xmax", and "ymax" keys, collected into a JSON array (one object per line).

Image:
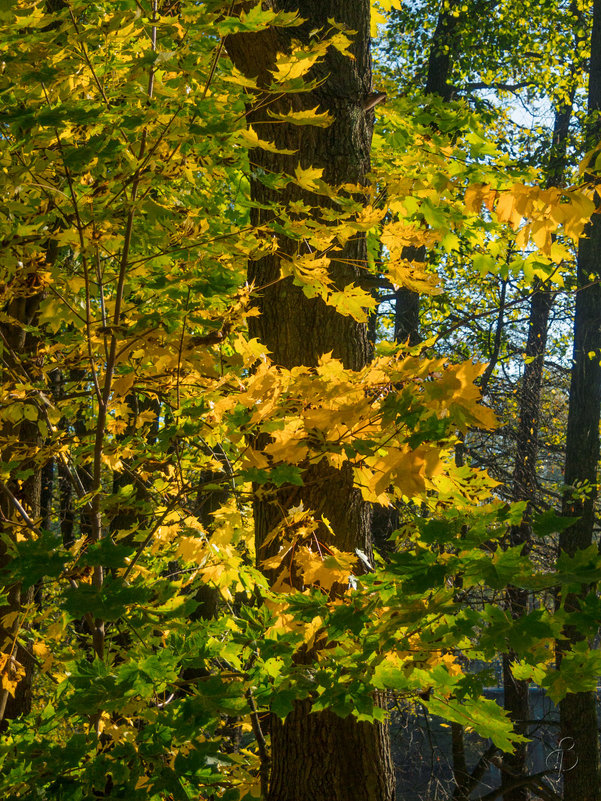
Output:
[{"xmin": 0, "ymin": 1, "xmax": 598, "ymax": 799}]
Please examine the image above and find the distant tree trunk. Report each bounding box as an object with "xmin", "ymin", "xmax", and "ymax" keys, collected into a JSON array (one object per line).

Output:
[
  {"xmin": 374, "ymin": 0, "xmax": 462, "ymax": 552},
  {"xmin": 225, "ymin": 3, "xmax": 395, "ymax": 799},
  {"xmin": 502, "ymin": 89, "xmax": 575, "ymax": 801},
  {"xmin": 556, "ymin": 1, "xmax": 601, "ymax": 797},
  {"xmin": 423, "ymin": 0, "xmax": 460, "ymax": 102},
  {"xmin": 451, "ymin": 719, "xmax": 470, "ymax": 800},
  {"xmin": 0, "ymin": 0, "xmax": 67, "ymax": 734},
  {"xmin": 394, "ymin": 286, "xmax": 421, "ymax": 346},
  {"xmin": 0, "ymin": 277, "xmax": 43, "ymax": 730},
  {"xmin": 393, "ymin": 0, "xmax": 460, "ymax": 345}
]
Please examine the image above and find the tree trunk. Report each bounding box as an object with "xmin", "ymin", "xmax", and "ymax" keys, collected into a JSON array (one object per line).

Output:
[
  {"xmin": 0, "ymin": 285, "xmax": 43, "ymax": 730},
  {"xmin": 451, "ymin": 720, "xmax": 470, "ymax": 800},
  {"xmin": 268, "ymin": 698, "xmax": 393, "ymax": 801},
  {"xmin": 226, "ymin": 3, "xmax": 395, "ymax": 799},
  {"xmin": 0, "ymin": 1, "xmax": 64, "ymax": 720},
  {"xmin": 393, "ymin": 0, "xmax": 461, "ymax": 346},
  {"xmin": 502, "ymin": 89, "xmax": 575, "ymax": 801},
  {"xmin": 556, "ymin": 1, "xmax": 601, "ymax": 797}
]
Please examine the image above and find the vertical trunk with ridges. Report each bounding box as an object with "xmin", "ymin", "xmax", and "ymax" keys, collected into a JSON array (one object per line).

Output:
[
  {"xmin": 268, "ymin": 699, "xmax": 393, "ymax": 801},
  {"xmin": 557, "ymin": 0, "xmax": 601, "ymax": 797},
  {"xmin": 226, "ymin": 3, "xmax": 395, "ymax": 799}
]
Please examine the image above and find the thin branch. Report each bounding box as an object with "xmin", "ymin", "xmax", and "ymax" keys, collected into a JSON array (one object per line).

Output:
[
  {"xmin": 480, "ymin": 276, "xmax": 508, "ymax": 396},
  {"xmin": 0, "ymin": 481, "xmax": 38, "ymax": 534},
  {"xmin": 245, "ymin": 688, "xmax": 270, "ymax": 797},
  {"xmin": 465, "ymin": 81, "xmax": 537, "ymax": 93}
]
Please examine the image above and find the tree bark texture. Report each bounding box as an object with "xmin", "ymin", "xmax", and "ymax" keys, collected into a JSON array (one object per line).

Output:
[
  {"xmin": 226, "ymin": 3, "xmax": 395, "ymax": 800},
  {"xmin": 268, "ymin": 698, "xmax": 393, "ymax": 801},
  {"xmin": 557, "ymin": 0, "xmax": 601, "ymax": 796}
]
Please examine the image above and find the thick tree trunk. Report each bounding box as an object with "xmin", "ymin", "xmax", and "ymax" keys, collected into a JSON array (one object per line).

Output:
[
  {"xmin": 556, "ymin": 1, "xmax": 601, "ymax": 797},
  {"xmin": 558, "ymin": 218, "xmax": 601, "ymax": 801},
  {"xmin": 268, "ymin": 699, "xmax": 393, "ymax": 801},
  {"xmin": 226, "ymin": 3, "xmax": 395, "ymax": 799}
]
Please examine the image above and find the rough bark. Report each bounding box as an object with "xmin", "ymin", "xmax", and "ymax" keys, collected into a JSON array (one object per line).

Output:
[
  {"xmin": 225, "ymin": 3, "xmax": 395, "ymax": 799},
  {"xmin": 268, "ymin": 698, "xmax": 393, "ymax": 801},
  {"xmin": 556, "ymin": 0, "xmax": 601, "ymax": 797}
]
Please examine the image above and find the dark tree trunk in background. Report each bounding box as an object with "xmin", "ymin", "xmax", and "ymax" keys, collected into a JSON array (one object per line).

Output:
[
  {"xmin": 556, "ymin": 1, "xmax": 601, "ymax": 797},
  {"xmin": 0, "ymin": 287, "xmax": 42, "ymax": 730},
  {"xmin": 451, "ymin": 717, "xmax": 470, "ymax": 801},
  {"xmin": 0, "ymin": 0, "xmax": 68, "ymax": 735},
  {"xmin": 424, "ymin": 1, "xmax": 460, "ymax": 103},
  {"xmin": 375, "ymin": 0, "xmax": 462, "ymax": 551},
  {"xmin": 394, "ymin": 286, "xmax": 421, "ymax": 346},
  {"xmin": 226, "ymin": 3, "xmax": 395, "ymax": 800},
  {"xmin": 501, "ymin": 89, "xmax": 575, "ymax": 801},
  {"xmin": 393, "ymin": 0, "xmax": 460, "ymax": 346}
]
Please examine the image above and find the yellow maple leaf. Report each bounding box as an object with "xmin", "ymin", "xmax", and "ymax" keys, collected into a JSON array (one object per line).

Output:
[
  {"xmin": 270, "ymin": 42, "xmax": 327, "ymax": 82},
  {"xmin": 240, "ymin": 448, "xmax": 270, "ymax": 470},
  {"xmin": 283, "ymin": 252, "xmax": 333, "ymax": 298},
  {"xmin": 495, "ymin": 191, "xmax": 523, "ymax": 230},
  {"xmin": 515, "ymin": 224, "xmax": 530, "ymax": 250},
  {"xmin": 353, "ymin": 463, "xmax": 391, "ymax": 505},
  {"xmin": 176, "ymin": 535, "xmax": 207, "ymax": 565},
  {"xmin": 562, "ymin": 191, "xmax": 595, "ymax": 240},
  {"xmin": 329, "ymin": 31, "xmax": 355, "ymax": 57},
  {"xmin": 352, "ymin": 205, "xmax": 387, "ymax": 230},
  {"xmin": 239, "ymin": 126, "xmax": 296, "ymax": 154},
  {"xmin": 267, "ymin": 106, "xmax": 334, "ymax": 127},
  {"xmin": 263, "ymin": 419, "xmax": 309, "ymax": 462},
  {"xmin": 261, "ymin": 542, "xmax": 296, "ymax": 573},
  {"xmin": 464, "ymin": 183, "xmax": 494, "ymax": 213},
  {"xmin": 111, "ymin": 373, "xmax": 135, "ymax": 398},
  {"xmin": 326, "ymin": 284, "xmax": 377, "ymax": 322},
  {"xmin": 107, "ymin": 417, "xmax": 129, "ymax": 436},
  {"xmin": 32, "ymin": 641, "xmax": 53, "ymax": 673},
  {"xmin": 0, "ymin": 652, "xmax": 25, "ymax": 698},
  {"xmin": 294, "ymin": 163, "xmax": 325, "ymax": 192},
  {"xmin": 370, "ymin": 2, "xmax": 387, "ymax": 36},
  {"xmin": 101, "ymin": 450, "xmax": 123, "ymax": 471},
  {"xmin": 530, "ymin": 218, "xmax": 553, "ymax": 254},
  {"xmin": 386, "ymin": 259, "xmax": 441, "ymax": 294},
  {"xmin": 1, "ymin": 611, "xmax": 19, "ymax": 629},
  {"xmin": 370, "ymin": 445, "xmax": 443, "ymax": 498}
]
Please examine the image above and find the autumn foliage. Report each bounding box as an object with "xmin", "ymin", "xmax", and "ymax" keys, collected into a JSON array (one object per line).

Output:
[{"xmin": 1, "ymin": 1, "xmax": 601, "ymax": 799}]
